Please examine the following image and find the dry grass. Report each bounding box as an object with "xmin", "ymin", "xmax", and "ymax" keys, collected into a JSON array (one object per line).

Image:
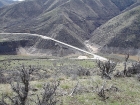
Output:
[
  {"xmin": 113, "ymin": 54, "xmax": 140, "ymax": 61},
  {"xmin": 0, "ymin": 55, "xmax": 140, "ymax": 105},
  {"xmin": 0, "ymin": 72, "xmax": 140, "ymax": 105}
]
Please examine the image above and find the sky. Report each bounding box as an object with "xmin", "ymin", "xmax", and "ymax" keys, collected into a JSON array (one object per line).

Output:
[{"xmin": 13, "ymin": 0, "xmax": 25, "ymax": 1}]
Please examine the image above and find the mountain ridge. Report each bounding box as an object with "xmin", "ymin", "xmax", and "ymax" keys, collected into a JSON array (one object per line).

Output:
[
  {"xmin": 89, "ymin": 4, "xmax": 140, "ymax": 54},
  {"xmin": 0, "ymin": 0, "xmax": 16, "ymax": 8},
  {"xmin": 0, "ymin": 0, "xmax": 139, "ymax": 55}
]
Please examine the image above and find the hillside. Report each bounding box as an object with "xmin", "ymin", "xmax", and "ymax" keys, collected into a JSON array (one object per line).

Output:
[
  {"xmin": 0, "ymin": 0, "xmax": 139, "ymax": 55},
  {"xmin": 0, "ymin": 0, "xmax": 17, "ymax": 8},
  {"xmin": 0, "ymin": 33, "xmax": 90, "ymax": 56},
  {"xmin": 0, "ymin": 0, "xmax": 120, "ymax": 39},
  {"xmin": 122, "ymin": 0, "xmax": 140, "ymax": 12},
  {"xmin": 110, "ymin": 0, "xmax": 137, "ymax": 11},
  {"xmin": 89, "ymin": 5, "xmax": 140, "ymax": 53},
  {"xmin": 0, "ymin": 0, "xmax": 123, "ymax": 47}
]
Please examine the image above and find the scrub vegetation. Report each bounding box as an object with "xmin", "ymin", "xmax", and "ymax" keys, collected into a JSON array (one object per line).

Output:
[{"xmin": 0, "ymin": 55, "xmax": 140, "ymax": 105}]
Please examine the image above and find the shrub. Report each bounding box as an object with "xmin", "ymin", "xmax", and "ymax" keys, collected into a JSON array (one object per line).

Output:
[{"xmin": 96, "ymin": 60, "xmax": 117, "ymax": 79}]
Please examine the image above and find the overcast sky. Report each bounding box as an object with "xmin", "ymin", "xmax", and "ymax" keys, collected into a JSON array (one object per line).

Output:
[{"xmin": 13, "ymin": 0, "xmax": 25, "ymax": 1}]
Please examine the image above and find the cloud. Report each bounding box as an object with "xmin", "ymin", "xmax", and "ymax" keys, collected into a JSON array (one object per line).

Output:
[{"xmin": 13, "ymin": 0, "xmax": 25, "ymax": 1}]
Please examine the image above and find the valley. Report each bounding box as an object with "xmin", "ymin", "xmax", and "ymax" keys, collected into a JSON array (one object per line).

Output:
[
  {"xmin": 0, "ymin": 0, "xmax": 139, "ymax": 56},
  {"xmin": 0, "ymin": 0, "xmax": 140, "ymax": 105}
]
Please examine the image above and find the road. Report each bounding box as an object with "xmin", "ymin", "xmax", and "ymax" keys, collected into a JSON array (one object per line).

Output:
[{"xmin": 0, "ymin": 33, "xmax": 107, "ymax": 61}]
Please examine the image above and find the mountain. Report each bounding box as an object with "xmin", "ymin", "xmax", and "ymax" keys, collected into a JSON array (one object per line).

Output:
[
  {"xmin": 0, "ymin": 0, "xmax": 121, "ymax": 47},
  {"xmin": 110, "ymin": 0, "xmax": 137, "ymax": 11},
  {"xmin": 122, "ymin": 0, "xmax": 140, "ymax": 12},
  {"xmin": 89, "ymin": 5, "xmax": 140, "ymax": 54},
  {"xmin": 0, "ymin": 0, "xmax": 17, "ymax": 8},
  {"xmin": 0, "ymin": 0, "xmax": 139, "ymax": 55}
]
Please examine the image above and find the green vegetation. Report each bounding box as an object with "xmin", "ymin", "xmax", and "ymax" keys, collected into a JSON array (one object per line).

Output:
[
  {"xmin": 0, "ymin": 55, "xmax": 140, "ymax": 105},
  {"xmin": 0, "ymin": 0, "xmax": 140, "ymax": 104}
]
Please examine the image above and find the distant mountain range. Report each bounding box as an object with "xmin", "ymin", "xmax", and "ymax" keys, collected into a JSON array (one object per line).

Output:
[
  {"xmin": 0, "ymin": 0, "xmax": 25, "ymax": 8},
  {"xmin": 0, "ymin": 0, "xmax": 139, "ymax": 55},
  {"xmin": 0, "ymin": 0, "xmax": 17, "ymax": 8}
]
